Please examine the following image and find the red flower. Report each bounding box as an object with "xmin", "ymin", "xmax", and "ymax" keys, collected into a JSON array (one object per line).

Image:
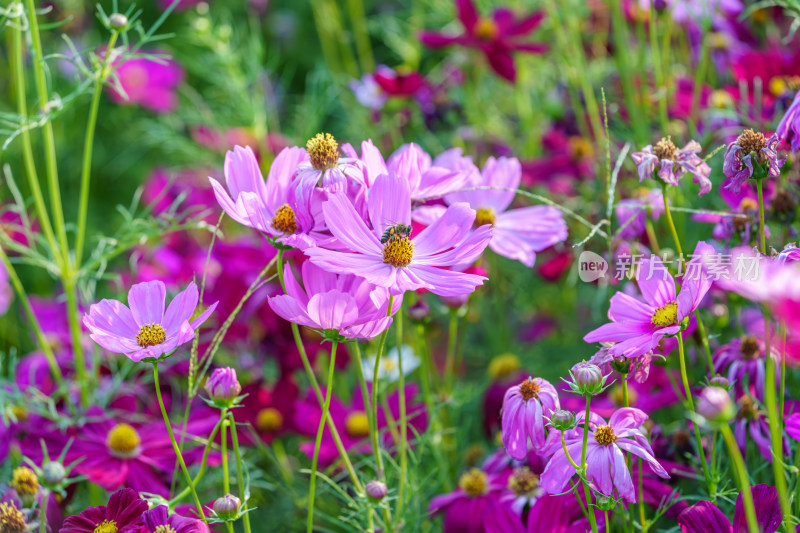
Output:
[
  {"xmin": 61, "ymin": 488, "xmax": 147, "ymax": 533},
  {"xmin": 419, "ymin": 0, "xmax": 547, "ymax": 82}
]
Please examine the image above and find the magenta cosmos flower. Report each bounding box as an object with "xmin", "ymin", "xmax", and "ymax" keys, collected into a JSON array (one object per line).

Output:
[
  {"xmin": 723, "ymin": 129, "xmax": 785, "ymax": 193},
  {"xmin": 677, "ymin": 484, "xmax": 782, "ymax": 533},
  {"xmin": 428, "ymin": 468, "xmax": 508, "ymax": 533},
  {"xmin": 83, "ymin": 281, "xmax": 217, "ymax": 362},
  {"xmin": 540, "ymin": 408, "xmax": 668, "ymax": 502},
  {"xmin": 109, "ymin": 55, "xmax": 184, "ymax": 113},
  {"xmin": 304, "ymin": 173, "xmax": 491, "ymax": 297},
  {"xmin": 61, "ymin": 488, "xmax": 147, "ymax": 533},
  {"xmin": 776, "ymin": 91, "xmax": 800, "ymax": 152},
  {"xmin": 419, "ymin": 0, "xmax": 547, "ymax": 82},
  {"xmin": 0, "ymin": 262, "xmax": 10, "ymax": 316},
  {"xmin": 268, "ymin": 261, "xmax": 398, "ymax": 339},
  {"xmin": 632, "ymin": 138, "xmax": 712, "ymax": 196},
  {"xmin": 583, "ymin": 242, "xmax": 714, "ymax": 359},
  {"xmin": 141, "ymin": 505, "xmax": 209, "ymax": 533},
  {"xmin": 209, "ymin": 145, "xmax": 325, "ymax": 248},
  {"xmin": 501, "ymin": 376, "xmax": 560, "ymax": 460},
  {"xmin": 443, "ymin": 156, "xmax": 568, "ymax": 267}
]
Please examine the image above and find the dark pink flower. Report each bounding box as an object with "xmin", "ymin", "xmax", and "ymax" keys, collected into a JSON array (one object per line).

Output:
[
  {"xmin": 108, "ymin": 56, "xmax": 184, "ymax": 113},
  {"xmin": 677, "ymin": 484, "xmax": 782, "ymax": 533},
  {"xmin": 141, "ymin": 505, "xmax": 209, "ymax": 533},
  {"xmin": 60, "ymin": 488, "xmax": 147, "ymax": 533},
  {"xmin": 427, "ymin": 468, "xmax": 508, "ymax": 533}
]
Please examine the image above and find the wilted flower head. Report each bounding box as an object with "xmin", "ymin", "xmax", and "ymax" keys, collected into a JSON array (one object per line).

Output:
[
  {"xmin": 83, "ymin": 281, "xmax": 217, "ymax": 362},
  {"xmin": 632, "ymin": 138, "xmax": 712, "ymax": 196},
  {"xmin": 723, "ymin": 129, "xmax": 785, "ymax": 193},
  {"xmin": 501, "ymin": 376, "xmax": 560, "ymax": 459},
  {"xmin": 0, "ymin": 501, "xmax": 26, "ymax": 533}
]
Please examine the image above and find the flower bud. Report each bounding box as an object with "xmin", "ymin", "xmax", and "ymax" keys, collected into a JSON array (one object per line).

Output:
[
  {"xmin": 708, "ymin": 376, "xmax": 730, "ymax": 389},
  {"xmin": 596, "ymin": 494, "xmax": 616, "ymax": 511},
  {"xmin": 213, "ymin": 494, "xmax": 241, "ymax": 520},
  {"xmin": 549, "ymin": 409, "xmax": 577, "ymax": 431},
  {"xmin": 365, "ymin": 480, "xmax": 388, "ymax": 502},
  {"xmin": 109, "ymin": 13, "xmax": 128, "ymax": 30},
  {"xmin": 570, "ymin": 361, "xmax": 605, "ymax": 395},
  {"xmin": 610, "ymin": 357, "xmax": 630, "ymax": 375},
  {"xmin": 205, "ymin": 367, "xmax": 242, "ymax": 406},
  {"xmin": 42, "ymin": 462, "xmax": 66, "ymax": 485},
  {"xmin": 696, "ymin": 386, "xmax": 734, "ymax": 424}
]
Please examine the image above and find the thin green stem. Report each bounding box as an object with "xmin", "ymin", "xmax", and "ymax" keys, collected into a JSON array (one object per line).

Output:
[
  {"xmin": 221, "ymin": 413, "xmax": 230, "ymax": 494},
  {"xmin": 169, "ymin": 415, "xmax": 224, "ymax": 506},
  {"xmin": 661, "ymin": 183, "xmax": 683, "ymax": 257},
  {"xmin": 228, "ymin": 414, "xmax": 251, "ymax": 533},
  {"xmin": 39, "ymin": 491, "xmax": 48, "ymax": 533},
  {"xmin": 719, "ymin": 424, "xmax": 759, "ymax": 533},
  {"xmin": 695, "ymin": 313, "xmax": 715, "ymax": 374},
  {"xmin": 395, "ymin": 304, "xmax": 408, "ymax": 520},
  {"xmin": 308, "ymin": 341, "xmax": 338, "ymax": 533},
  {"xmin": 756, "ymin": 180, "xmax": 767, "ymax": 254},
  {"xmin": 152, "ymin": 363, "xmax": 204, "ymax": 518},
  {"xmin": 581, "ymin": 396, "xmax": 599, "ymax": 533},
  {"xmin": 371, "ymin": 296, "xmax": 394, "ymax": 479},
  {"xmin": 346, "ymin": 0, "xmax": 374, "ymax": 72},
  {"xmin": 75, "ymin": 31, "xmax": 119, "ymax": 270},
  {"xmin": 677, "ymin": 333, "xmax": 713, "ymax": 496},
  {"xmin": 64, "ymin": 280, "xmax": 88, "ymax": 407},
  {"xmin": 444, "ymin": 312, "xmax": 459, "ymax": 392}
]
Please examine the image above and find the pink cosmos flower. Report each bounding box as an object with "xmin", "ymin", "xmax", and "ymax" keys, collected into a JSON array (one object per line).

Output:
[
  {"xmin": 419, "ymin": 0, "xmax": 547, "ymax": 82},
  {"xmin": 141, "ymin": 505, "xmax": 209, "ymax": 533},
  {"xmin": 372, "ymin": 65, "xmax": 428, "ymax": 98},
  {"xmin": 583, "ymin": 242, "xmax": 714, "ymax": 359},
  {"xmin": 83, "ymin": 281, "xmax": 217, "ymax": 362},
  {"xmin": 776, "ymin": 91, "xmax": 800, "ymax": 152},
  {"xmin": 268, "ymin": 261, "xmax": 398, "ymax": 339},
  {"xmin": 108, "ymin": 56, "xmax": 184, "ymax": 113},
  {"xmin": 427, "ymin": 468, "xmax": 509, "ymax": 533},
  {"xmin": 632, "ymin": 139, "xmax": 712, "ymax": 196},
  {"xmin": 722, "ymin": 130, "xmax": 785, "ymax": 193},
  {"xmin": 60, "ymin": 488, "xmax": 147, "ymax": 533},
  {"xmin": 303, "ymin": 174, "xmax": 491, "ymax": 297},
  {"xmin": 209, "ymin": 145, "xmax": 324, "ymax": 249},
  {"xmin": 483, "ymin": 494, "xmax": 600, "ymax": 533},
  {"xmin": 677, "ymin": 484, "xmax": 782, "ymax": 533},
  {"xmin": 501, "ymin": 377, "xmax": 560, "ymax": 459},
  {"xmin": 540, "ymin": 408, "xmax": 669, "ymax": 502}
]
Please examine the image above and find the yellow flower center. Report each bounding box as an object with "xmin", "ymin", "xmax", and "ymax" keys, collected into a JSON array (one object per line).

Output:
[
  {"xmin": 136, "ymin": 323, "xmax": 166, "ymax": 348},
  {"xmin": 594, "ymin": 425, "xmax": 617, "ymax": 446},
  {"xmin": 653, "ymin": 137, "xmax": 677, "ymax": 161},
  {"xmin": 650, "ymin": 302, "xmax": 678, "ymax": 327},
  {"xmin": 306, "ymin": 133, "xmax": 339, "ymax": 171},
  {"xmin": 94, "ymin": 520, "xmax": 118, "ymax": 533},
  {"xmin": 474, "ymin": 18, "xmax": 498, "ymax": 40},
  {"xmin": 271, "ymin": 204, "xmax": 298, "ymax": 234},
  {"xmin": 382, "ymin": 238, "xmax": 414, "ymax": 267},
  {"xmin": 770, "ymin": 75, "xmax": 800, "ymax": 97},
  {"xmin": 256, "ymin": 408, "xmax": 284, "ymax": 433},
  {"xmin": 568, "ymin": 136, "xmax": 594, "ymax": 160},
  {"xmin": 488, "ymin": 353, "xmax": 520, "ymax": 381},
  {"xmin": 345, "ymin": 411, "xmax": 370, "ymax": 438},
  {"xmin": 736, "ymin": 129, "xmax": 767, "ymax": 155},
  {"xmin": 107, "ymin": 423, "xmax": 142, "ymax": 458},
  {"xmin": 710, "ymin": 90, "xmax": 733, "ymax": 109},
  {"xmin": 0, "ymin": 501, "xmax": 26, "ymax": 533},
  {"xmin": 11, "ymin": 466, "xmax": 39, "ymax": 498},
  {"xmin": 154, "ymin": 526, "xmax": 177, "ymax": 533},
  {"xmin": 508, "ymin": 467, "xmax": 539, "ymax": 497},
  {"xmin": 458, "ymin": 468, "xmax": 488, "ymax": 497},
  {"xmin": 518, "ymin": 377, "xmax": 540, "ymax": 401},
  {"xmin": 474, "ymin": 207, "xmax": 496, "ymax": 228}
]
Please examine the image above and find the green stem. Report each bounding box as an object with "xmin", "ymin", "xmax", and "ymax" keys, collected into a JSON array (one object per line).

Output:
[
  {"xmin": 661, "ymin": 183, "xmax": 683, "ymax": 257},
  {"xmin": 39, "ymin": 491, "xmax": 48, "ymax": 533},
  {"xmin": 395, "ymin": 304, "xmax": 407, "ymax": 520},
  {"xmin": 638, "ymin": 459, "xmax": 647, "ymax": 533},
  {"xmin": 371, "ymin": 296, "xmax": 394, "ymax": 478},
  {"xmin": 677, "ymin": 333, "xmax": 713, "ymax": 496},
  {"xmin": 221, "ymin": 413, "xmax": 230, "ymax": 494},
  {"xmin": 64, "ymin": 280, "xmax": 88, "ymax": 407},
  {"xmin": 308, "ymin": 341, "xmax": 338, "ymax": 533},
  {"xmin": 346, "ymin": 0, "xmax": 374, "ymax": 72},
  {"xmin": 719, "ymin": 424, "xmax": 760, "ymax": 533},
  {"xmin": 648, "ymin": 12, "xmax": 668, "ymax": 132},
  {"xmin": 228, "ymin": 413, "xmax": 251, "ymax": 533},
  {"xmin": 152, "ymin": 363, "xmax": 204, "ymax": 518},
  {"xmin": 581, "ymin": 396, "xmax": 599, "ymax": 533},
  {"xmin": 75, "ymin": 31, "xmax": 119, "ymax": 270},
  {"xmin": 169, "ymin": 415, "xmax": 224, "ymax": 506},
  {"xmin": 444, "ymin": 312, "xmax": 459, "ymax": 392},
  {"xmin": 695, "ymin": 313, "xmax": 715, "ymax": 374},
  {"xmin": 756, "ymin": 180, "xmax": 767, "ymax": 254}
]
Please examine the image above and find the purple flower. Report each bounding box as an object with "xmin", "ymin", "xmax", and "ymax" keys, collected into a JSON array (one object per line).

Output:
[
  {"xmin": 209, "ymin": 145, "xmax": 325, "ymax": 249},
  {"xmin": 584, "ymin": 242, "xmax": 714, "ymax": 359},
  {"xmin": 776, "ymin": 91, "xmax": 800, "ymax": 152},
  {"xmin": 631, "ymin": 138, "xmax": 712, "ymax": 196},
  {"xmin": 303, "ymin": 173, "xmax": 491, "ymax": 297},
  {"xmin": 713, "ymin": 320, "xmax": 779, "ymax": 402},
  {"xmin": 540, "ymin": 408, "xmax": 668, "ymax": 502},
  {"xmin": 733, "ymin": 395, "xmax": 789, "ymax": 463},
  {"xmin": 204, "ymin": 367, "xmax": 242, "ymax": 403},
  {"xmin": 83, "ymin": 281, "xmax": 217, "ymax": 362},
  {"xmin": 268, "ymin": 261, "xmax": 397, "ymax": 339},
  {"xmin": 677, "ymin": 484, "xmax": 782, "ymax": 533},
  {"xmin": 501, "ymin": 377, "xmax": 560, "ymax": 459},
  {"xmin": 0, "ymin": 262, "xmax": 11, "ymax": 316},
  {"xmin": 427, "ymin": 468, "xmax": 508, "ymax": 533},
  {"xmin": 142, "ymin": 505, "xmax": 209, "ymax": 533},
  {"xmin": 108, "ymin": 55, "xmax": 184, "ymax": 113},
  {"xmin": 615, "ymin": 189, "xmax": 664, "ymax": 240},
  {"xmin": 723, "ymin": 130, "xmax": 785, "ymax": 193},
  {"xmin": 60, "ymin": 488, "xmax": 147, "ymax": 533},
  {"xmin": 349, "ymin": 74, "xmax": 387, "ymax": 111}
]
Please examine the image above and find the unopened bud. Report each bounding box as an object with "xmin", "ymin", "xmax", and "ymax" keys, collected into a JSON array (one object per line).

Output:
[
  {"xmin": 213, "ymin": 494, "xmax": 241, "ymax": 520},
  {"xmin": 571, "ymin": 361, "xmax": 605, "ymax": 395},
  {"xmin": 596, "ymin": 494, "xmax": 616, "ymax": 511},
  {"xmin": 109, "ymin": 13, "xmax": 128, "ymax": 30},
  {"xmin": 696, "ymin": 386, "xmax": 734, "ymax": 424},
  {"xmin": 708, "ymin": 376, "xmax": 730, "ymax": 389},
  {"xmin": 42, "ymin": 462, "xmax": 66, "ymax": 485},
  {"xmin": 365, "ymin": 480, "xmax": 388, "ymax": 502},
  {"xmin": 205, "ymin": 367, "xmax": 242, "ymax": 406},
  {"xmin": 549, "ymin": 409, "xmax": 577, "ymax": 431}
]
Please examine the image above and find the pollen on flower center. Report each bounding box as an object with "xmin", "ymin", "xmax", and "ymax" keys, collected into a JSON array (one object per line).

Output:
[
  {"xmin": 508, "ymin": 467, "xmax": 539, "ymax": 497},
  {"xmin": 474, "ymin": 18, "xmax": 498, "ymax": 40},
  {"xmin": 271, "ymin": 204, "xmax": 298, "ymax": 234},
  {"xmin": 136, "ymin": 323, "xmax": 166, "ymax": 348},
  {"xmin": 345, "ymin": 411, "xmax": 370, "ymax": 438},
  {"xmin": 740, "ymin": 336, "xmax": 760, "ymax": 360},
  {"xmin": 770, "ymin": 75, "xmax": 800, "ymax": 96},
  {"xmin": 458, "ymin": 468, "xmax": 488, "ymax": 497},
  {"xmin": 594, "ymin": 425, "xmax": 617, "ymax": 446},
  {"xmin": 0, "ymin": 501, "xmax": 26, "ymax": 533},
  {"xmin": 382, "ymin": 238, "xmax": 414, "ymax": 267},
  {"xmin": 651, "ymin": 302, "xmax": 678, "ymax": 327},
  {"xmin": 306, "ymin": 133, "xmax": 339, "ymax": 171},
  {"xmin": 11, "ymin": 467, "xmax": 39, "ymax": 498},
  {"xmin": 154, "ymin": 526, "xmax": 177, "ymax": 533},
  {"xmin": 569, "ymin": 136, "xmax": 594, "ymax": 160},
  {"xmin": 736, "ymin": 128, "xmax": 767, "ymax": 155},
  {"xmin": 93, "ymin": 520, "xmax": 119, "ymax": 533},
  {"xmin": 256, "ymin": 408, "xmax": 283, "ymax": 433},
  {"xmin": 107, "ymin": 423, "xmax": 142, "ymax": 458},
  {"xmin": 474, "ymin": 207, "xmax": 496, "ymax": 228},
  {"xmin": 488, "ymin": 353, "xmax": 520, "ymax": 381},
  {"xmin": 518, "ymin": 377, "xmax": 540, "ymax": 401},
  {"xmin": 653, "ymin": 137, "xmax": 677, "ymax": 161}
]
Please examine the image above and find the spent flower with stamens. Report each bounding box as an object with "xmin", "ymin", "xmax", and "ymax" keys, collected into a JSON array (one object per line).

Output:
[
  {"xmin": 501, "ymin": 376, "xmax": 560, "ymax": 459},
  {"xmin": 0, "ymin": 501, "xmax": 26, "ymax": 533},
  {"xmin": 723, "ymin": 129, "xmax": 785, "ymax": 192},
  {"xmin": 83, "ymin": 281, "xmax": 217, "ymax": 362},
  {"xmin": 632, "ymin": 138, "xmax": 712, "ymax": 196}
]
